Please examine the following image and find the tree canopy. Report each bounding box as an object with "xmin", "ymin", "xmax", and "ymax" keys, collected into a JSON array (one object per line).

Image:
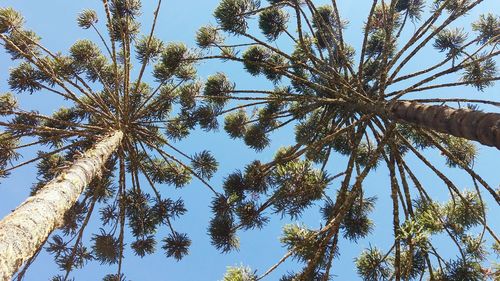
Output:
[
  {"xmin": 0, "ymin": 0, "xmax": 499, "ymax": 280},
  {"xmin": 0, "ymin": 1, "xmax": 222, "ymax": 279},
  {"xmin": 197, "ymin": 0, "xmax": 500, "ymax": 279}
]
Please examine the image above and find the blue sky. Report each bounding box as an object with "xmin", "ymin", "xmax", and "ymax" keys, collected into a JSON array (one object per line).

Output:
[{"xmin": 0, "ymin": 0, "xmax": 499, "ymax": 280}]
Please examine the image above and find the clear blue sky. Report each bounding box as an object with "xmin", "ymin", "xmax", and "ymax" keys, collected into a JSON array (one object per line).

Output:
[{"xmin": 0, "ymin": 0, "xmax": 499, "ymax": 280}]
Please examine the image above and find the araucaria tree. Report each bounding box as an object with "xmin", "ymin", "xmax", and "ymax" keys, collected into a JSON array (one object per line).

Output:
[
  {"xmin": 191, "ymin": 0, "xmax": 500, "ymax": 280},
  {"xmin": 0, "ymin": 1, "xmax": 221, "ymax": 280}
]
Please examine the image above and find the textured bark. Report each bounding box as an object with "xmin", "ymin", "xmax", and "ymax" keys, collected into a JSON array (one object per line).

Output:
[
  {"xmin": 0, "ymin": 131, "xmax": 123, "ymax": 280},
  {"xmin": 389, "ymin": 101, "xmax": 500, "ymax": 149}
]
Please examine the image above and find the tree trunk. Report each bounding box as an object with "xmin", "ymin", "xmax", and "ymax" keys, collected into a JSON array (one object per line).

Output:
[
  {"xmin": 388, "ymin": 101, "xmax": 500, "ymax": 149},
  {"xmin": 0, "ymin": 131, "xmax": 123, "ymax": 280}
]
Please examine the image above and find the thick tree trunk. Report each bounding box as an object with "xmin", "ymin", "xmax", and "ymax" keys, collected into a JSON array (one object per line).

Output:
[
  {"xmin": 0, "ymin": 131, "xmax": 123, "ymax": 280},
  {"xmin": 388, "ymin": 101, "xmax": 500, "ymax": 149}
]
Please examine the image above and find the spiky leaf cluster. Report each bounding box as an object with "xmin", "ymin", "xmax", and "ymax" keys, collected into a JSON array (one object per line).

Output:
[
  {"xmin": 92, "ymin": 230, "xmax": 121, "ymax": 265},
  {"xmin": 433, "ymin": 28, "xmax": 468, "ymax": 59},
  {"xmin": 272, "ymin": 160, "xmax": 329, "ymax": 218},
  {"xmin": 355, "ymin": 247, "xmax": 392, "ymax": 281},
  {"xmin": 472, "ymin": 13, "xmax": 500, "ymax": 45},
  {"xmin": 77, "ymin": 10, "xmax": 98, "ymax": 29},
  {"xmin": 322, "ymin": 193, "xmax": 376, "ymax": 241},
  {"xmin": 196, "ymin": 25, "xmax": 223, "ymax": 48},
  {"xmin": 214, "ymin": 0, "xmax": 261, "ymax": 34},
  {"xmin": 162, "ymin": 232, "xmax": 191, "ymax": 261},
  {"xmin": 280, "ymin": 224, "xmax": 323, "ymax": 264},
  {"xmin": 259, "ymin": 8, "xmax": 288, "ymax": 41},
  {"xmin": 222, "ymin": 265, "xmax": 257, "ymax": 281},
  {"xmin": 278, "ymin": 223, "xmax": 338, "ymax": 280}
]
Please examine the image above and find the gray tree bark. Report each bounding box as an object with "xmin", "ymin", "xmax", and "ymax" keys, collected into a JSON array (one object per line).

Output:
[
  {"xmin": 0, "ymin": 131, "xmax": 123, "ymax": 280},
  {"xmin": 389, "ymin": 101, "xmax": 500, "ymax": 149}
]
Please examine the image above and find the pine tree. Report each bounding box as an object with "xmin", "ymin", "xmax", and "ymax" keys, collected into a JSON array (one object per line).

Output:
[
  {"xmin": 0, "ymin": 1, "xmax": 220, "ymax": 279},
  {"xmin": 197, "ymin": 0, "xmax": 500, "ymax": 279}
]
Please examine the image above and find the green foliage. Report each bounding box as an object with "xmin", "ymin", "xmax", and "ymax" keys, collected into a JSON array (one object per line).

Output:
[
  {"xmin": 235, "ymin": 201, "xmax": 269, "ymax": 230},
  {"xmin": 0, "ymin": 92, "xmax": 17, "ymax": 114},
  {"xmin": 154, "ymin": 43, "xmax": 192, "ymax": 81},
  {"xmin": 262, "ymin": 52, "xmax": 286, "ymax": 82},
  {"xmin": 412, "ymin": 199, "xmax": 444, "ymax": 233},
  {"xmin": 92, "ymin": 230, "xmax": 121, "ymax": 265},
  {"xmin": 61, "ymin": 202, "xmax": 87, "ymax": 236},
  {"xmin": 435, "ymin": 0, "xmax": 473, "ymax": 15},
  {"xmin": 242, "ymin": 46, "xmax": 270, "ymax": 76},
  {"xmin": 222, "ymin": 171, "xmax": 246, "ymax": 199},
  {"xmin": 8, "ymin": 62, "xmax": 42, "ymax": 93},
  {"xmin": 355, "ymin": 247, "xmax": 391, "ymax": 281},
  {"xmin": 85, "ymin": 165, "xmax": 115, "ymax": 202},
  {"xmin": 203, "ymin": 72, "xmax": 234, "ymax": 107},
  {"xmin": 165, "ymin": 118, "xmax": 191, "ymax": 140},
  {"xmin": 161, "ymin": 43, "xmax": 189, "ymax": 72},
  {"xmin": 365, "ymin": 29, "xmax": 396, "ymax": 58},
  {"xmin": 178, "ymin": 82, "xmax": 201, "ymax": 109},
  {"xmin": 443, "ymin": 191, "xmax": 483, "ymax": 234},
  {"xmin": 280, "ymin": 224, "xmax": 321, "ymax": 264},
  {"xmin": 102, "ymin": 273, "xmax": 127, "ymax": 281},
  {"xmin": 242, "ymin": 160, "xmax": 269, "ymax": 193},
  {"xmin": 278, "ymin": 271, "xmax": 327, "ymax": 281},
  {"xmin": 258, "ymin": 8, "xmax": 288, "ymax": 41},
  {"xmin": 214, "ymin": 0, "xmax": 260, "ymax": 34},
  {"xmin": 4, "ymin": 29, "xmax": 41, "ymax": 60},
  {"xmin": 272, "ymin": 160, "xmax": 329, "ymax": 218},
  {"xmin": 222, "ymin": 265, "xmax": 257, "ymax": 281},
  {"xmin": 442, "ymin": 136, "xmax": 477, "ymax": 167},
  {"xmin": 399, "ymin": 249, "xmax": 427, "ymax": 280},
  {"xmin": 397, "ymin": 124, "xmax": 433, "ymax": 150},
  {"xmin": 395, "ymin": 0, "xmax": 425, "ymax": 20},
  {"xmin": 461, "ymin": 234, "xmax": 487, "ymax": 261},
  {"xmin": 355, "ymin": 141, "xmax": 380, "ymax": 169},
  {"xmin": 398, "ymin": 218, "xmax": 431, "ymax": 248},
  {"xmin": 70, "ymin": 40, "xmax": 106, "ymax": 73},
  {"xmin": 0, "ymin": 7, "xmax": 23, "ymax": 33},
  {"xmin": 196, "ymin": 25, "xmax": 223, "ymax": 48},
  {"xmin": 433, "ymin": 28, "xmax": 468, "ymax": 58},
  {"xmin": 151, "ymin": 85, "xmax": 176, "ymax": 117},
  {"xmin": 0, "ymin": 132, "xmax": 20, "ymax": 177},
  {"xmin": 110, "ymin": 0, "xmax": 142, "ymax": 18},
  {"xmin": 195, "ymin": 104, "xmax": 220, "ymax": 131},
  {"xmin": 323, "ymin": 194, "xmax": 376, "ymax": 241},
  {"xmin": 2, "ymin": 0, "xmax": 500, "ymax": 279},
  {"xmin": 243, "ymin": 124, "xmax": 270, "ymax": 151},
  {"xmin": 472, "ymin": 14, "xmax": 500, "ymax": 45},
  {"xmin": 162, "ymin": 232, "xmax": 191, "ymax": 261},
  {"xmin": 7, "ymin": 111, "xmax": 40, "ymax": 136},
  {"xmin": 224, "ymin": 109, "xmax": 248, "ymax": 139},
  {"xmin": 208, "ymin": 214, "xmax": 240, "ymax": 253},
  {"xmin": 294, "ymin": 111, "xmax": 325, "ymax": 145},
  {"xmin": 55, "ymin": 244, "xmax": 93, "ymax": 272},
  {"xmin": 131, "ymin": 236, "xmax": 156, "ymax": 257},
  {"xmin": 77, "ymin": 10, "xmax": 98, "ymax": 29},
  {"xmin": 111, "ymin": 16, "xmax": 140, "ymax": 42},
  {"xmin": 366, "ymin": 5, "xmax": 401, "ymax": 33},
  {"xmin": 46, "ymin": 235, "xmax": 68, "ymax": 261},
  {"xmin": 312, "ymin": 5, "xmax": 335, "ymax": 33},
  {"xmin": 125, "ymin": 189, "xmax": 159, "ymax": 236},
  {"xmin": 191, "ymin": 150, "xmax": 218, "ymax": 179},
  {"xmin": 135, "ymin": 35, "xmax": 164, "ymax": 64},
  {"xmin": 462, "ymin": 55, "xmax": 497, "ymax": 91},
  {"xmin": 493, "ymin": 241, "xmax": 500, "ymax": 257},
  {"xmin": 435, "ymin": 259, "xmax": 485, "ymax": 281}
]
